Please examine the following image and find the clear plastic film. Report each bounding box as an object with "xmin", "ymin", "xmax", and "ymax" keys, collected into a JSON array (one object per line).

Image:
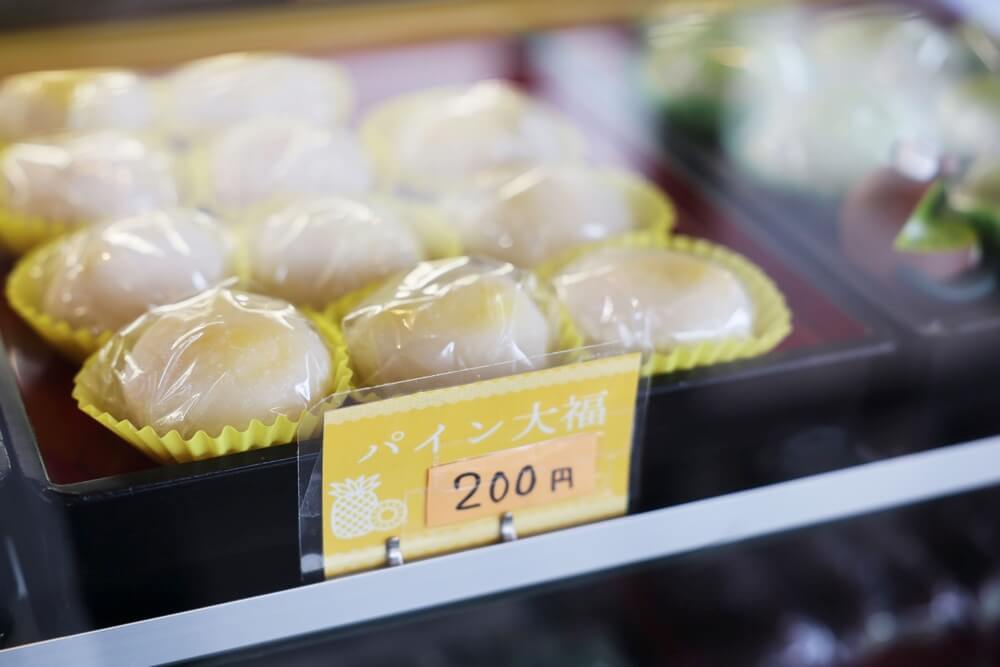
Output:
[
  {"xmin": 336, "ymin": 256, "xmax": 567, "ymax": 393},
  {"xmin": 244, "ymin": 195, "xmax": 458, "ymax": 309},
  {"xmin": 542, "ymin": 235, "xmax": 791, "ymax": 375},
  {"xmin": 0, "ymin": 131, "xmax": 179, "ymax": 245},
  {"xmin": 438, "ymin": 164, "xmax": 675, "ymax": 268},
  {"xmin": 73, "ymin": 287, "xmax": 350, "ymax": 463},
  {"xmin": 0, "ymin": 68, "xmax": 155, "ymax": 142},
  {"xmin": 727, "ymin": 88, "xmax": 933, "ymax": 196},
  {"xmin": 7, "ymin": 208, "xmax": 235, "ymax": 361},
  {"xmin": 805, "ymin": 6, "xmax": 981, "ymax": 88},
  {"xmin": 708, "ymin": 5, "xmax": 988, "ymax": 194},
  {"xmin": 362, "ymin": 80, "xmax": 587, "ymax": 196},
  {"xmin": 552, "ymin": 244, "xmax": 754, "ymax": 352},
  {"xmin": 189, "ymin": 118, "xmax": 372, "ymax": 214},
  {"xmin": 161, "ymin": 52, "xmax": 355, "ymax": 140}
]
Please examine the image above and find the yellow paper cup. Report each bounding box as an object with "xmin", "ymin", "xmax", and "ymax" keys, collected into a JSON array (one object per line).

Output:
[
  {"xmin": 381, "ymin": 197, "xmax": 463, "ymax": 260},
  {"xmin": 0, "ymin": 208, "xmax": 76, "ymax": 257},
  {"xmin": 6, "ymin": 237, "xmax": 111, "ymax": 363},
  {"xmin": 596, "ymin": 166, "xmax": 676, "ymax": 241},
  {"xmin": 539, "ymin": 233, "xmax": 792, "ymax": 377},
  {"xmin": 7, "ymin": 217, "xmax": 241, "ymax": 364},
  {"xmin": 73, "ymin": 311, "xmax": 352, "ymax": 465}
]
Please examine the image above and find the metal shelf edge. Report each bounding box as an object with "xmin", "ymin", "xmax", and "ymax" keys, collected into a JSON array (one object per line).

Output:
[{"xmin": 5, "ymin": 435, "xmax": 1000, "ymax": 666}]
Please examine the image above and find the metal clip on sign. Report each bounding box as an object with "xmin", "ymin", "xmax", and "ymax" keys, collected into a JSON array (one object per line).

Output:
[
  {"xmin": 385, "ymin": 536, "xmax": 404, "ymax": 567},
  {"xmin": 384, "ymin": 512, "xmax": 519, "ymax": 567}
]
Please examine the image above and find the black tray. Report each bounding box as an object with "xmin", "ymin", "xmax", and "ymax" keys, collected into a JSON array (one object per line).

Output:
[
  {"xmin": 655, "ymin": 122, "xmax": 1000, "ymax": 438},
  {"xmin": 0, "ymin": 25, "xmax": 897, "ymax": 634}
]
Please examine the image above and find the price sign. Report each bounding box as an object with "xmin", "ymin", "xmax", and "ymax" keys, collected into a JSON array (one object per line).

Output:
[
  {"xmin": 426, "ymin": 433, "xmax": 599, "ymax": 527},
  {"xmin": 321, "ymin": 353, "xmax": 642, "ymax": 578}
]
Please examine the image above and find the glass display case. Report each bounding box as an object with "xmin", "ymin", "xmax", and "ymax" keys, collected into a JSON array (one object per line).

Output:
[{"xmin": 0, "ymin": 0, "xmax": 998, "ymax": 664}]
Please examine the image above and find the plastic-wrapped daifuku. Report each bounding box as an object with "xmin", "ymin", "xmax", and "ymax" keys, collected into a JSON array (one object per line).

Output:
[
  {"xmin": 13, "ymin": 208, "xmax": 233, "ymax": 341},
  {"xmin": 76, "ymin": 288, "xmax": 336, "ymax": 442},
  {"xmin": 0, "ymin": 69, "xmax": 155, "ymax": 141},
  {"xmin": 191, "ymin": 118, "xmax": 372, "ymax": 214},
  {"xmin": 246, "ymin": 196, "xmax": 434, "ymax": 309},
  {"xmin": 725, "ymin": 88, "xmax": 932, "ymax": 195},
  {"xmin": 162, "ymin": 52, "xmax": 354, "ymax": 139},
  {"xmin": 440, "ymin": 165, "xmax": 672, "ymax": 268},
  {"xmin": 362, "ymin": 80, "xmax": 586, "ymax": 196},
  {"xmin": 0, "ymin": 131, "xmax": 178, "ymax": 239},
  {"xmin": 721, "ymin": 6, "xmax": 976, "ymax": 195},
  {"xmin": 551, "ymin": 245, "xmax": 754, "ymax": 352},
  {"xmin": 341, "ymin": 257, "xmax": 560, "ymax": 389},
  {"xmin": 805, "ymin": 7, "xmax": 979, "ymax": 90}
]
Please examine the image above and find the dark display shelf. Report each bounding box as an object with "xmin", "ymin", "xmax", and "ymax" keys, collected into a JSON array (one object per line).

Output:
[{"xmin": 0, "ymin": 29, "xmax": 895, "ymax": 635}]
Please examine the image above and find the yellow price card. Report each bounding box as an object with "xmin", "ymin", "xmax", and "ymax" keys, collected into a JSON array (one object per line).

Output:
[{"xmin": 321, "ymin": 352, "xmax": 643, "ymax": 578}]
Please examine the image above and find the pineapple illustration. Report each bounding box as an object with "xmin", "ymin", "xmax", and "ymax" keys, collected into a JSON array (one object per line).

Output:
[
  {"xmin": 371, "ymin": 498, "xmax": 408, "ymax": 532},
  {"xmin": 329, "ymin": 475, "xmax": 381, "ymax": 539}
]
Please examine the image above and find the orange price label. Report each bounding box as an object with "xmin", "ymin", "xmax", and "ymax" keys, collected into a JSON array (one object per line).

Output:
[{"xmin": 425, "ymin": 433, "xmax": 599, "ymax": 527}]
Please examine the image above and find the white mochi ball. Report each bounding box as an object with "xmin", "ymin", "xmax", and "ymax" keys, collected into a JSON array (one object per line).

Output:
[
  {"xmin": 553, "ymin": 246, "xmax": 754, "ymax": 351},
  {"xmin": 42, "ymin": 208, "xmax": 231, "ymax": 334},
  {"xmin": 442, "ymin": 166, "xmax": 633, "ymax": 268},
  {"xmin": 0, "ymin": 69, "xmax": 154, "ymax": 141},
  {"xmin": 369, "ymin": 80, "xmax": 585, "ymax": 195},
  {"xmin": 199, "ymin": 119, "xmax": 372, "ymax": 213},
  {"xmin": 248, "ymin": 196, "xmax": 424, "ymax": 308},
  {"xmin": 343, "ymin": 257, "xmax": 553, "ymax": 388},
  {"xmin": 163, "ymin": 53, "xmax": 353, "ymax": 138},
  {"xmin": 0, "ymin": 131, "xmax": 178, "ymax": 225},
  {"xmin": 120, "ymin": 289, "xmax": 332, "ymax": 437}
]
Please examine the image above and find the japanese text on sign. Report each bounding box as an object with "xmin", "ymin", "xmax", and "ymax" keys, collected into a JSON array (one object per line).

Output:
[
  {"xmin": 354, "ymin": 391, "xmax": 609, "ymax": 465},
  {"xmin": 320, "ymin": 352, "xmax": 642, "ymax": 578}
]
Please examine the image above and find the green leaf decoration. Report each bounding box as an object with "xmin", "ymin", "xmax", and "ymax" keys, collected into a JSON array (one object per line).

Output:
[{"xmin": 894, "ymin": 182, "xmax": 980, "ymax": 253}]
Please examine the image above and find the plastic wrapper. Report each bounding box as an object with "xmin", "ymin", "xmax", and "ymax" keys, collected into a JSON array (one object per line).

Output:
[
  {"xmin": 188, "ymin": 118, "xmax": 372, "ymax": 214},
  {"xmin": 335, "ymin": 256, "xmax": 574, "ymax": 390},
  {"xmin": 0, "ymin": 68, "xmax": 155, "ymax": 142},
  {"xmin": 161, "ymin": 52, "xmax": 354, "ymax": 139},
  {"xmin": 542, "ymin": 234, "xmax": 790, "ymax": 376},
  {"xmin": 361, "ymin": 80, "xmax": 586, "ymax": 196},
  {"xmin": 245, "ymin": 195, "xmax": 457, "ymax": 309},
  {"xmin": 719, "ymin": 6, "xmax": 980, "ymax": 194},
  {"xmin": 439, "ymin": 164, "xmax": 674, "ymax": 268},
  {"xmin": 7, "ymin": 208, "xmax": 234, "ymax": 361},
  {"xmin": 0, "ymin": 130, "xmax": 179, "ymax": 254},
  {"xmin": 727, "ymin": 86, "xmax": 939, "ymax": 196},
  {"xmin": 73, "ymin": 287, "xmax": 350, "ymax": 463},
  {"xmin": 806, "ymin": 7, "xmax": 980, "ymax": 90}
]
